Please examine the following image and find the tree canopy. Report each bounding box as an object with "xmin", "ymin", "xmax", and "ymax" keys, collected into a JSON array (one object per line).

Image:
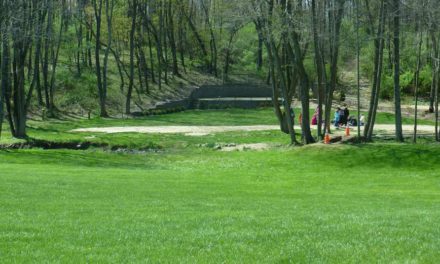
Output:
[{"xmin": 0, "ymin": 0, "xmax": 439, "ymax": 143}]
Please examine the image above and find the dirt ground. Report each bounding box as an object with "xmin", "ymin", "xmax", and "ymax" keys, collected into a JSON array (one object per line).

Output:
[
  {"xmin": 72, "ymin": 124, "xmax": 436, "ymax": 136},
  {"xmin": 71, "ymin": 125, "xmax": 280, "ymax": 136},
  {"xmin": 220, "ymin": 143, "xmax": 272, "ymax": 151}
]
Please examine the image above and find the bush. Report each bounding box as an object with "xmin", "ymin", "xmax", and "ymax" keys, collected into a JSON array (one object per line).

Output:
[
  {"xmin": 57, "ymin": 69, "xmax": 99, "ymax": 114},
  {"xmin": 400, "ymin": 71, "xmax": 414, "ymax": 94},
  {"xmin": 378, "ymin": 68, "xmax": 434, "ymax": 100},
  {"xmin": 419, "ymin": 65, "xmax": 433, "ymax": 96},
  {"xmin": 380, "ymin": 75, "xmax": 394, "ymax": 100},
  {"xmin": 360, "ymin": 45, "xmax": 376, "ymax": 79}
]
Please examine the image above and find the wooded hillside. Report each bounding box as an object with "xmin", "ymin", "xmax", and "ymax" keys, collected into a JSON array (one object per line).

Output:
[{"xmin": 0, "ymin": 0, "xmax": 439, "ymax": 144}]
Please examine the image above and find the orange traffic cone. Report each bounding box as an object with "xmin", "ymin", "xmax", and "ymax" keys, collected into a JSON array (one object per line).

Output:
[
  {"xmin": 324, "ymin": 132, "xmax": 331, "ymax": 144},
  {"xmin": 345, "ymin": 125, "xmax": 350, "ymax": 137}
]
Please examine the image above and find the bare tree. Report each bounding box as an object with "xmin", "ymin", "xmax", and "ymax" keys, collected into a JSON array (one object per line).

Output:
[
  {"xmin": 364, "ymin": 0, "xmax": 386, "ymax": 141},
  {"xmin": 92, "ymin": 0, "xmax": 109, "ymax": 117},
  {"xmin": 103, "ymin": 0, "xmax": 115, "ymax": 115},
  {"xmin": 126, "ymin": 0, "xmax": 138, "ymax": 114},
  {"xmin": 324, "ymin": 0, "xmax": 345, "ymax": 134},
  {"xmin": 393, "ymin": 0, "xmax": 404, "ymax": 142}
]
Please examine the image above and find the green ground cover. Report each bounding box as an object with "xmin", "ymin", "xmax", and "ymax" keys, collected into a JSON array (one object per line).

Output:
[
  {"xmin": 1, "ymin": 144, "xmax": 440, "ymax": 262},
  {"xmin": 0, "ymin": 108, "xmax": 434, "ymax": 147},
  {"xmin": 1, "ymin": 109, "xmax": 439, "ymax": 263}
]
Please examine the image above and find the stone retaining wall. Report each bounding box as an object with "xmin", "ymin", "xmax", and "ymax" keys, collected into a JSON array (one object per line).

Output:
[{"xmin": 146, "ymin": 83, "xmax": 274, "ymax": 112}]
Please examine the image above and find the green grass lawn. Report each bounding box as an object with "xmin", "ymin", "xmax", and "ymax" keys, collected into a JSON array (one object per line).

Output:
[
  {"xmin": 1, "ymin": 144, "xmax": 440, "ymax": 262},
  {"xmin": 1, "ymin": 109, "xmax": 439, "ymax": 262},
  {"xmin": 26, "ymin": 108, "xmax": 434, "ymax": 130},
  {"xmin": 1, "ymin": 107, "xmax": 435, "ymax": 147}
]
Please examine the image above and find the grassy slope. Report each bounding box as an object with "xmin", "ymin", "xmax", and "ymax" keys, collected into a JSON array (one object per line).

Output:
[
  {"xmin": 1, "ymin": 144, "xmax": 439, "ymax": 262},
  {"xmin": 23, "ymin": 109, "xmax": 288, "ymax": 148},
  {"xmin": 0, "ymin": 109, "xmax": 440, "ymax": 262},
  {"xmin": 1, "ymin": 108, "xmax": 435, "ymax": 147}
]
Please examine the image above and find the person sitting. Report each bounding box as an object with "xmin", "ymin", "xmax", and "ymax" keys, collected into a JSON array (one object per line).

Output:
[
  {"xmin": 311, "ymin": 114, "xmax": 317, "ymax": 125},
  {"xmin": 311, "ymin": 107, "xmax": 318, "ymax": 125},
  {"xmin": 360, "ymin": 114, "xmax": 365, "ymax": 126},
  {"xmin": 348, "ymin": 116, "xmax": 357, "ymax": 126}
]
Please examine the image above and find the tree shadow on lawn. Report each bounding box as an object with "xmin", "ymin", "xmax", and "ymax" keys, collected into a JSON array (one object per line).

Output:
[{"xmin": 341, "ymin": 144, "xmax": 435, "ymax": 170}]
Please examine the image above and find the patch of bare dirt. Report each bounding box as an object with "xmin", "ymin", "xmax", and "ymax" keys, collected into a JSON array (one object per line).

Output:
[
  {"xmin": 373, "ymin": 124, "xmax": 435, "ymax": 134},
  {"xmin": 72, "ymin": 124, "xmax": 436, "ymax": 137},
  {"xmin": 220, "ymin": 143, "xmax": 272, "ymax": 152},
  {"xmin": 71, "ymin": 125, "xmax": 280, "ymax": 135}
]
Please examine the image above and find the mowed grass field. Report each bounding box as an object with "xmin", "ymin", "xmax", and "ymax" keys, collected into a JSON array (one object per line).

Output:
[{"xmin": 1, "ymin": 109, "xmax": 440, "ymax": 263}]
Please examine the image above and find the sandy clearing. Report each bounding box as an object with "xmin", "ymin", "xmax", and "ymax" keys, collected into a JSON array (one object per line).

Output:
[
  {"xmin": 71, "ymin": 125, "xmax": 281, "ymax": 135},
  {"xmin": 329, "ymin": 124, "xmax": 435, "ymax": 135},
  {"xmin": 70, "ymin": 124, "xmax": 436, "ymax": 136},
  {"xmin": 371, "ymin": 124, "xmax": 435, "ymax": 134}
]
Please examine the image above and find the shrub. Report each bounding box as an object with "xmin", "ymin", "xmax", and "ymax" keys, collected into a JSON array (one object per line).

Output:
[
  {"xmin": 419, "ymin": 65, "xmax": 432, "ymax": 96},
  {"xmin": 380, "ymin": 75, "xmax": 394, "ymax": 100},
  {"xmin": 400, "ymin": 71, "xmax": 414, "ymax": 94},
  {"xmin": 378, "ymin": 69, "xmax": 433, "ymax": 100}
]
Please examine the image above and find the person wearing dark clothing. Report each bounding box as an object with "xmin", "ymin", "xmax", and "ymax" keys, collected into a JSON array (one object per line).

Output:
[
  {"xmin": 344, "ymin": 107, "xmax": 350, "ymax": 122},
  {"xmin": 338, "ymin": 106, "xmax": 350, "ymax": 126},
  {"xmin": 348, "ymin": 116, "xmax": 357, "ymax": 126},
  {"xmin": 338, "ymin": 108, "xmax": 347, "ymax": 126}
]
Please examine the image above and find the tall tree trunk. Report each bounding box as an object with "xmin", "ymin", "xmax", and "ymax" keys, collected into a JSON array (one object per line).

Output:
[
  {"xmin": 324, "ymin": 0, "xmax": 345, "ymax": 134},
  {"xmin": 126, "ymin": 0, "xmax": 137, "ymax": 114},
  {"xmin": 162, "ymin": 0, "xmax": 169, "ymax": 84},
  {"xmin": 93, "ymin": 0, "xmax": 108, "ymax": 117},
  {"xmin": 43, "ymin": 0, "xmax": 53, "ymax": 112},
  {"xmin": 11, "ymin": 38, "xmax": 28, "ymax": 138},
  {"xmin": 2, "ymin": 29, "xmax": 15, "ymax": 136},
  {"xmin": 261, "ymin": 26, "xmax": 288, "ymax": 134},
  {"xmin": 26, "ymin": 7, "xmax": 46, "ymax": 109},
  {"xmin": 255, "ymin": 20, "xmax": 264, "ymax": 71},
  {"xmin": 290, "ymin": 33, "xmax": 315, "ymax": 144},
  {"xmin": 86, "ymin": 28, "xmax": 93, "ymax": 68},
  {"xmin": 177, "ymin": 10, "xmax": 186, "ymax": 72},
  {"xmin": 154, "ymin": 10, "xmax": 163, "ymax": 90},
  {"xmin": 223, "ymin": 26, "xmax": 240, "ymax": 82},
  {"xmin": 75, "ymin": 0, "xmax": 85, "ymax": 76},
  {"xmin": 311, "ymin": 0, "xmax": 325, "ymax": 139},
  {"xmin": 413, "ymin": 30, "xmax": 423, "ymax": 143},
  {"xmin": 435, "ymin": 51, "xmax": 440, "ymax": 141},
  {"xmin": 184, "ymin": 6, "xmax": 209, "ymax": 72},
  {"xmin": 393, "ymin": 0, "xmax": 403, "ymax": 142},
  {"xmin": 138, "ymin": 45, "xmax": 150, "ymax": 94},
  {"xmin": 147, "ymin": 25, "xmax": 156, "ymax": 84},
  {"xmin": 0, "ymin": 28, "xmax": 10, "ymax": 139},
  {"xmin": 36, "ymin": 9, "xmax": 46, "ymax": 106},
  {"xmin": 103, "ymin": 0, "xmax": 115, "ymax": 116},
  {"xmin": 429, "ymin": 32, "xmax": 438, "ymax": 113},
  {"xmin": 167, "ymin": 0, "xmax": 179, "ymax": 76},
  {"xmin": 364, "ymin": 0, "xmax": 386, "ymax": 140},
  {"xmin": 270, "ymin": 39, "xmax": 298, "ymax": 145},
  {"xmin": 208, "ymin": 24, "xmax": 217, "ymax": 77},
  {"xmin": 355, "ymin": 0, "xmax": 361, "ymax": 138},
  {"xmin": 48, "ymin": 5, "xmax": 65, "ymax": 115},
  {"xmin": 136, "ymin": 49, "xmax": 145, "ymax": 93}
]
